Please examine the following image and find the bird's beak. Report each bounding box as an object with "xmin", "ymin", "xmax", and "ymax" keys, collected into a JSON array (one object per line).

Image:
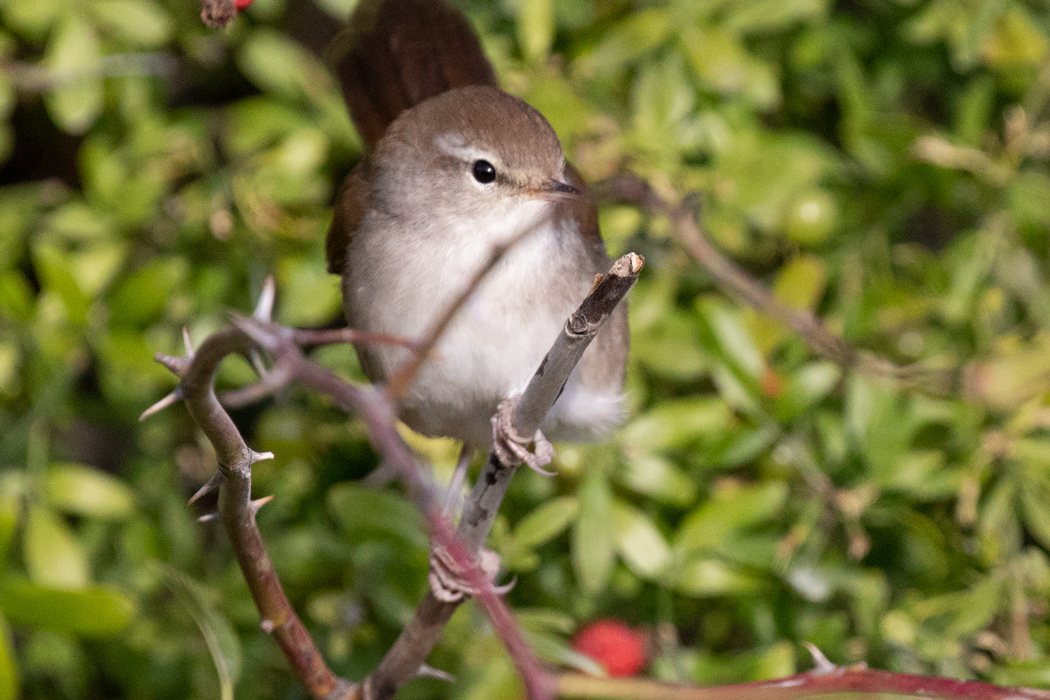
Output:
[{"xmin": 529, "ymin": 179, "xmax": 582, "ymax": 202}]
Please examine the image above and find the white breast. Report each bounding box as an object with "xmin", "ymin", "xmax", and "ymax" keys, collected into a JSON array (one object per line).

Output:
[{"xmin": 346, "ymin": 200, "xmax": 623, "ymax": 446}]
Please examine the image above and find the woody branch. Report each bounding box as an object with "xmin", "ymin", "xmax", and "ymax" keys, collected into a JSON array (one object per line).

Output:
[{"xmin": 144, "ymin": 252, "xmax": 643, "ymax": 700}]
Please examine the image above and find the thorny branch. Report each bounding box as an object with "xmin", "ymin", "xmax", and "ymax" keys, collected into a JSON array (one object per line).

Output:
[
  {"xmin": 145, "ymin": 253, "xmax": 642, "ymax": 700},
  {"xmin": 232, "ymin": 312, "xmax": 557, "ymax": 700},
  {"xmin": 150, "ymin": 321, "xmax": 352, "ymax": 700}
]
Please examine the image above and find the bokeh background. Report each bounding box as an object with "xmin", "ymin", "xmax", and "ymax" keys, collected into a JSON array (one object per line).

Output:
[{"xmin": 2, "ymin": 0, "xmax": 1050, "ymax": 697}]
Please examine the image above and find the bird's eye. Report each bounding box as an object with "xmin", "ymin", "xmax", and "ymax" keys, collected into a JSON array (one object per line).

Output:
[{"xmin": 471, "ymin": 160, "xmax": 497, "ymax": 184}]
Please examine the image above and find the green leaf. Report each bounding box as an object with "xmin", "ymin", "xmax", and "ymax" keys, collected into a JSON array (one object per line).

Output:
[
  {"xmin": 90, "ymin": 0, "xmax": 173, "ymax": 47},
  {"xmin": 782, "ymin": 189, "xmax": 840, "ymax": 245},
  {"xmin": 0, "ymin": 578, "xmax": 134, "ymax": 637},
  {"xmin": 612, "ymin": 500, "xmax": 669, "ymax": 579},
  {"xmin": 327, "ymin": 484, "xmax": 427, "ymax": 549},
  {"xmin": 697, "ymin": 299, "xmax": 765, "ymax": 383},
  {"xmin": 44, "ymin": 201, "xmax": 111, "ymax": 242},
  {"xmin": 775, "ymin": 362, "xmax": 840, "ymax": 421},
  {"xmin": 672, "ymin": 557, "xmax": 762, "ymax": 597},
  {"xmin": 982, "ymin": 9, "xmax": 1048, "ymax": 68},
  {"xmin": 575, "ymin": 9, "xmax": 670, "ymax": 75},
  {"xmin": 0, "ymin": 491, "xmax": 19, "ymax": 570},
  {"xmin": 1, "ymin": 0, "xmax": 63, "ymax": 40},
  {"xmin": 158, "ymin": 565, "xmax": 241, "ymax": 700},
  {"xmin": 675, "ymin": 481, "xmax": 788, "ymax": 553},
  {"xmin": 978, "ymin": 478, "xmax": 1021, "ymax": 563},
  {"xmin": 511, "ymin": 496, "xmax": 578, "ymax": 550},
  {"xmin": 276, "ymin": 257, "xmax": 342, "ymax": 327},
  {"xmin": 723, "ymin": 0, "xmax": 827, "ymax": 34},
  {"xmin": 43, "ymin": 16, "xmax": 103, "ymax": 134},
  {"xmin": 773, "ymin": 255, "xmax": 827, "ymax": 311},
  {"xmin": 108, "ymin": 257, "xmax": 187, "ymax": 327},
  {"xmin": 620, "ymin": 397, "xmax": 732, "ymax": 453},
  {"xmin": 517, "ymin": 0, "xmax": 553, "ymax": 63},
  {"xmin": 1020, "ymin": 480, "xmax": 1050, "ymax": 552},
  {"xmin": 522, "ymin": 628, "xmax": 604, "ymax": 675},
  {"xmin": 32, "ymin": 242, "xmax": 90, "ymax": 324},
  {"xmin": 238, "ymin": 30, "xmax": 333, "ymax": 103},
  {"xmin": 0, "ymin": 612, "xmax": 18, "ymax": 700},
  {"xmin": 1010, "ymin": 171, "xmax": 1050, "ymax": 231},
  {"xmin": 945, "ymin": 574, "xmax": 1004, "ymax": 639},
  {"xmin": 572, "ymin": 469, "xmax": 614, "ymax": 594},
  {"xmin": 45, "ymin": 463, "xmax": 135, "ymax": 520},
  {"xmin": 615, "ymin": 454, "xmax": 697, "ymax": 506},
  {"xmin": 24, "ymin": 506, "xmax": 89, "ymax": 590},
  {"xmin": 631, "ymin": 309, "xmax": 708, "ymax": 381},
  {"xmin": 679, "ymin": 26, "xmax": 779, "ymax": 108},
  {"xmin": 226, "ymin": 97, "xmax": 310, "ymax": 155}
]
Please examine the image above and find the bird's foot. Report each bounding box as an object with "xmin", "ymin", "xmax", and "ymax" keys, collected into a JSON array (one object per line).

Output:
[
  {"xmin": 428, "ymin": 545, "xmax": 514, "ymax": 603},
  {"xmin": 491, "ymin": 396, "xmax": 556, "ymax": 475}
]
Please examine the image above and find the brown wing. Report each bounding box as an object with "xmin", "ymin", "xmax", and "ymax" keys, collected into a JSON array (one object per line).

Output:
[
  {"xmin": 326, "ymin": 164, "xmax": 370, "ymax": 275},
  {"xmin": 326, "ymin": 0, "xmax": 499, "ymax": 150},
  {"xmin": 561, "ymin": 161, "xmax": 606, "ymax": 255}
]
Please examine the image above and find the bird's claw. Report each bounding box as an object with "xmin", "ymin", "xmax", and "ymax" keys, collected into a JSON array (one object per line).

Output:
[
  {"xmin": 491, "ymin": 397, "xmax": 555, "ymax": 475},
  {"xmin": 428, "ymin": 546, "xmax": 514, "ymax": 603}
]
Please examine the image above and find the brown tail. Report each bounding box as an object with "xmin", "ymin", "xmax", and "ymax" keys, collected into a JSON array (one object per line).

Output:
[{"xmin": 327, "ymin": 0, "xmax": 498, "ymax": 150}]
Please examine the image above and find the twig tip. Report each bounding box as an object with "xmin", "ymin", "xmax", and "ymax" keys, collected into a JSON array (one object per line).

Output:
[{"xmin": 155, "ymin": 353, "xmax": 190, "ymax": 378}]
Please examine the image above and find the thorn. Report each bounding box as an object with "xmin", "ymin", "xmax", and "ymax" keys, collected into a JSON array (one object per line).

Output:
[
  {"xmin": 197, "ymin": 511, "xmax": 219, "ymax": 523},
  {"xmin": 804, "ymin": 642, "xmax": 838, "ymax": 675},
  {"xmin": 182, "ymin": 327, "xmax": 195, "ymax": 359},
  {"xmin": 139, "ymin": 388, "xmax": 184, "ymax": 421},
  {"xmin": 155, "ymin": 353, "xmax": 190, "ymax": 378},
  {"xmin": 249, "ymin": 494, "xmax": 274, "ymax": 514},
  {"xmin": 415, "ymin": 664, "xmax": 455, "ymax": 683},
  {"xmin": 187, "ymin": 472, "xmax": 225, "ymax": 506},
  {"xmin": 253, "ymin": 276, "xmax": 276, "ymax": 322},
  {"xmin": 250, "ymin": 450, "xmax": 275, "ymax": 464},
  {"xmin": 249, "ymin": 349, "xmax": 269, "ymax": 378}
]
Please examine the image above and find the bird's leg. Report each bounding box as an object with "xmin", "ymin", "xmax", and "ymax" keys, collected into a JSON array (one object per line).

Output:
[
  {"xmin": 491, "ymin": 396, "xmax": 555, "ymax": 475},
  {"xmin": 428, "ymin": 546, "xmax": 514, "ymax": 603},
  {"xmin": 443, "ymin": 444, "xmax": 473, "ymax": 516},
  {"xmin": 431, "ymin": 445, "xmax": 512, "ymax": 602}
]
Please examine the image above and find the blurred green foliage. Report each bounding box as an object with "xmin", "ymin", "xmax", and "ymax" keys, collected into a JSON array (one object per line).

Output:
[{"xmin": 1, "ymin": 0, "xmax": 1050, "ymax": 698}]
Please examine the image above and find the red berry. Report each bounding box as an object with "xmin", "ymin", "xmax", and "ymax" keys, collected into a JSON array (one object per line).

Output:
[
  {"xmin": 571, "ymin": 619, "xmax": 647, "ymax": 677},
  {"xmin": 234, "ymin": 0, "xmax": 254, "ymax": 10}
]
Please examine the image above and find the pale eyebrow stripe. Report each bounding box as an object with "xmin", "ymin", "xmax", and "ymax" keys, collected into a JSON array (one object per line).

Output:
[{"xmin": 434, "ymin": 133, "xmax": 493, "ymax": 163}]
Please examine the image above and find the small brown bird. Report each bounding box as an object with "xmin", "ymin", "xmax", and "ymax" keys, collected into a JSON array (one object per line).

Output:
[{"xmin": 326, "ymin": 0, "xmax": 628, "ymax": 477}]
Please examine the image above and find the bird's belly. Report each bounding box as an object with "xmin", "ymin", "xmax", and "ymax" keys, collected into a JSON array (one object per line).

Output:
[{"xmin": 347, "ymin": 222, "xmax": 623, "ymax": 446}]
